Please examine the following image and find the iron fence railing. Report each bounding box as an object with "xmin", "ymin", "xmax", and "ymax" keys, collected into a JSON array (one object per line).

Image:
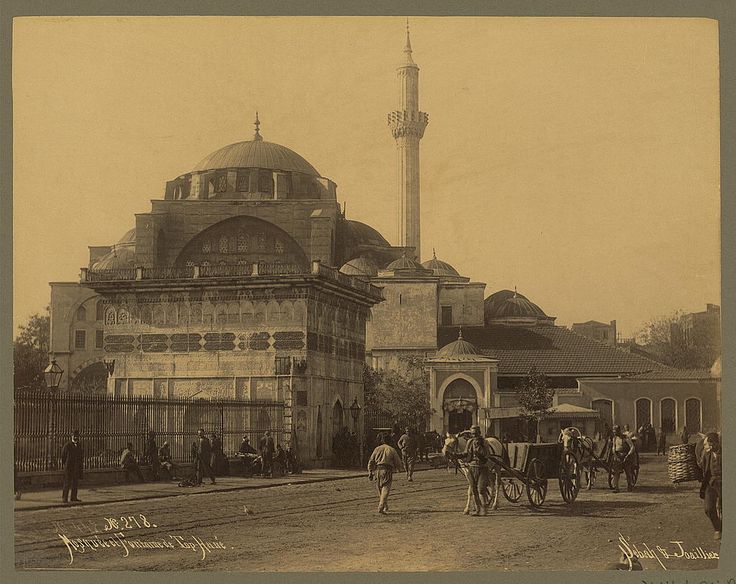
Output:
[{"xmin": 14, "ymin": 392, "xmax": 284, "ymax": 472}]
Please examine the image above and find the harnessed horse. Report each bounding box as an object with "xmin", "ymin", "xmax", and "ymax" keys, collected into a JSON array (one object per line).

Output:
[
  {"xmin": 559, "ymin": 427, "xmax": 596, "ymax": 489},
  {"xmin": 446, "ymin": 434, "xmax": 504, "ymax": 514}
]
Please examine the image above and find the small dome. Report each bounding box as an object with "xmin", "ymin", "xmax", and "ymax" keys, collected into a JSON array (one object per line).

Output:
[
  {"xmin": 340, "ymin": 256, "xmax": 378, "ymax": 278},
  {"xmin": 435, "ymin": 330, "xmax": 491, "ymax": 362},
  {"xmin": 117, "ymin": 228, "xmax": 136, "ymax": 244},
  {"xmin": 494, "ymin": 295, "xmax": 548, "ymax": 318},
  {"xmin": 192, "ymin": 140, "xmax": 320, "ymax": 176},
  {"xmin": 92, "ymin": 245, "xmax": 136, "ymax": 270},
  {"xmin": 422, "ymin": 253, "xmax": 460, "ymax": 277},
  {"xmin": 386, "ymin": 255, "xmax": 424, "ymax": 271}
]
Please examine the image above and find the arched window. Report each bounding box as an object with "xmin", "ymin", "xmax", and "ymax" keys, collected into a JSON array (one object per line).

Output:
[
  {"xmin": 105, "ymin": 307, "xmax": 117, "ymax": 325},
  {"xmin": 237, "ymin": 233, "xmax": 248, "ymax": 253},
  {"xmin": 76, "ymin": 306, "xmax": 87, "ymax": 321},
  {"xmin": 332, "ymin": 400, "xmax": 344, "ymax": 438},
  {"xmin": 96, "ymin": 301, "xmax": 104, "ymax": 321},
  {"xmin": 591, "ymin": 399, "xmax": 614, "ymax": 432},
  {"xmin": 660, "ymin": 398, "xmax": 676, "ymax": 433},
  {"xmin": 219, "ymin": 236, "xmax": 229, "ymax": 254},
  {"xmin": 685, "ymin": 398, "xmax": 702, "ymax": 433},
  {"xmin": 202, "ymin": 240, "xmax": 211, "ymax": 254},
  {"xmin": 635, "ymin": 398, "xmax": 652, "ymax": 430}
]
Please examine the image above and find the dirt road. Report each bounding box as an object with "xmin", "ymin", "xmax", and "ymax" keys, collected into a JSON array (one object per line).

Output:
[{"xmin": 15, "ymin": 454, "xmax": 720, "ymax": 572}]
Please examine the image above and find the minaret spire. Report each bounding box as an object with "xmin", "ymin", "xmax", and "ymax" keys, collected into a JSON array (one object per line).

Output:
[
  {"xmin": 253, "ymin": 111, "xmax": 263, "ymax": 141},
  {"xmin": 388, "ymin": 21, "xmax": 428, "ymax": 262}
]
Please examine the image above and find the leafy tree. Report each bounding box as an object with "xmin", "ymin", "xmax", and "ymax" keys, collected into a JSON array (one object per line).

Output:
[
  {"xmin": 364, "ymin": 356, "xmax": 434, "ymax": 431},
  {"xmin": 515, "ymin": 366, "xmax": 555, "ymax": 443},
  {"xmin": 14, "ymin": 308, "xmax": 50, "ymax": 391},
  {"xmin": 636, "ymin": 310, "xmax": 719, "ymax": 369}
]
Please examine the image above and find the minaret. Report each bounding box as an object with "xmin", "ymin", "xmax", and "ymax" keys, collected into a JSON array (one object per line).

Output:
[{"xmin": 388, "ymin": 21, "xmax": 429, "ymax": 261}]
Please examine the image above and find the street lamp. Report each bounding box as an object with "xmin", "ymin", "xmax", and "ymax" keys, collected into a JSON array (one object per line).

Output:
[
  {"xmin": 44, "ymin": 359, "xmax": 64, "ymax": 390},
  {"xmin": 349, "ymin": 397, "xmax": 362, "ymax": 425}
]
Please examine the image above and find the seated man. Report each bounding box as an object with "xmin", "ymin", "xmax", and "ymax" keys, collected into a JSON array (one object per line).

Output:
[
  {"xmin": 237, "ymin": 436, "xmax": 259, "ymax": 476},
  {"xmin": 120, "ymin": 443, "xmax": 145, "ymax": 483},
  {"xmin": 158, "ymin": 441, "xmax": 177, "ymax": 479},
  {"xmin": 273, "ymin": 444, "xmax": 287, "ymax": 476}
]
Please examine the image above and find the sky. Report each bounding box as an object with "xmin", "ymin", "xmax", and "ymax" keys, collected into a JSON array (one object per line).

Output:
[{"xmin": 12, "ymin": 16, "xmax": 720, "ymax": 337}]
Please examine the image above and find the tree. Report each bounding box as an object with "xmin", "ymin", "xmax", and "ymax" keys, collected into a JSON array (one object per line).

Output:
[
  {"xmin": 515, "ymin": 366, "xmax": 555, "ymax": 443},
  {"xmin": 636, "ymin": 310, "xmax": 719, "ymax": 369},
  {"xmin": 364, "ymin": 356, "xmax": 434, "ymax": 431},
  {"xmin": 14, "ymin": 308, "xmax": 50, "ymax": 391}
]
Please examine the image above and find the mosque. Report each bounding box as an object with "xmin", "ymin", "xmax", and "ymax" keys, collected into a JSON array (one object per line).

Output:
[{"xmin": 49, "ymin": 26, "xmax": 720, "ymax": 465}]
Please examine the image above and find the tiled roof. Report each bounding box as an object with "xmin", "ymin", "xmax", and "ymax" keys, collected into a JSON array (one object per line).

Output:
[
  {"xmin": 623, "ymin": 369, "xmax": 718, "ymax": 381},
  {"xmin": 437, "ymin": 325, "xmax": 668, "ymax": 376}
]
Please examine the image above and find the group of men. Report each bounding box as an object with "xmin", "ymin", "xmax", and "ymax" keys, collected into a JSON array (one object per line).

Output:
[{"xmin": 235, "ymin": 431, "xmax": 297, "ymax": 477}]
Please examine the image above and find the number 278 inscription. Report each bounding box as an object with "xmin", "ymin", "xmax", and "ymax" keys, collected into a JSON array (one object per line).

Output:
[{"xmin": 103, "ymin": 514, "xmax": 157, "ymax": 531}]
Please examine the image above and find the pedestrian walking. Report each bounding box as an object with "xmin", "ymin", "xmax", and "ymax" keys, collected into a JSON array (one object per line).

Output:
[
  {"xmin": 699, "ymin": 433, "xmax": 722, "ymax": 540},
  {"xmin": 397, "ymin": 427, "xmax": 419, "ymax": 481},
  {"xmin": 610, "ymin": 425, "xmax": 635, "ymax": 493},
  {"xmin": 210, "ymin": 432, "xmax": 229, "ymax": 476},
  {"xmin": 120, "ymin": 442, "xmax": 145, "ymax": 483},
  {"xmin": 195, "ymin": 429, "xmax": 216, "ymax": 485},
  {"xmin": 60, "ymin": 430, "xmax": 84, "ymax": 504},
  {"xmin": 367, "ymin": 433, "xmax": 404, "ymax": 515},
  {"xmin": 259, "ymin": 430, "xmax": 275, "ymax": 477},
  {"xmin": 145, "ymin": 431, "xmax": 160, "ymax": 480},
  {"xmin": 462, "ymin": 425, "xmax": 493, "ymax": 516}
]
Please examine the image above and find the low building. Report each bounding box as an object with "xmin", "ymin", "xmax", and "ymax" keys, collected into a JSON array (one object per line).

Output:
[{"xmin": 571, "ymin": 320, "xmax": 617, "ymax": 347}]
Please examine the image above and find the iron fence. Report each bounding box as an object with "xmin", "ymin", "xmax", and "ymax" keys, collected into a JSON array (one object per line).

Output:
[{"xmin": 14, "ymin": 392, "xmax": 285, "ymax": 472}]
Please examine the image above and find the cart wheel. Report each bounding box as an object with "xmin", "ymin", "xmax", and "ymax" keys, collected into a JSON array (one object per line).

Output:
[
  {"xmin": 501, "ymin": 477, "xmax": 523, "ymax": 503},
  {"xmin": 559, "ymin": 451, "xmax": 580, "ymax": 504},
  {"xmin": 526, "ymin": 458, "xmax": 548, "ymax": 508},
  {"xmin": 631, "ymin": 452, "xmax": 640, "ymax": 487}
]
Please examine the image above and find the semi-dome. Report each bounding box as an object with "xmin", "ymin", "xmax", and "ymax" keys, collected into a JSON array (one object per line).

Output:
[
  {"xmin": 92, "ymin": 245, "xmax": 136, "ymax": 270},
  {"xmin": 346, "ymin": 220, "xmax": 390, "ymax": 248},
  {"xmin": 192, "ymin": 140, "xmax": 320, "ymax": 176},
  {"xmin": 340, "ymin": 256, "xmax": 378, "ymax": 278},
  {"xmin": 117, "ymin": 228, "xmax": 136, "ymax": 244},
  {"xmin": 422, "ymin": 252, "xmax": 460, "ymax": 277},
  {"xmin": 434, "ymin": 330, "xmax": 492, "ymax": 362}
]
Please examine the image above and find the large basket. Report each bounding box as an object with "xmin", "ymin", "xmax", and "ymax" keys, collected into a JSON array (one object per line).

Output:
[{"xmin": 667, "ymin": 443, "xmax": 701, "ymax": 483}]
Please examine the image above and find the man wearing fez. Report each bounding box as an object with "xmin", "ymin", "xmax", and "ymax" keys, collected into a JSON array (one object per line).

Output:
[
  {"xmin": 700, "ymin": 433, "xmax": 722, "ymax": 540},
  {"xmin": 367, "ymin": 433, "xmax": 404, "ymax": 515},
  {"xmin": 195, "ymin": 428, "xmax": 216, "ymax": 485},
  {"xmin": 61, "ymin": 430, "xmax": 84, "ymax": 504},
  {"xmin": 259, "ymin": 430, "xmax": 275, "ymax": 477}
]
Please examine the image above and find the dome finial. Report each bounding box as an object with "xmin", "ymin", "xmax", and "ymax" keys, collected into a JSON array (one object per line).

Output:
[
  {"xmin": 513, "ymin": 286, "xmax": 517, "ymax": 298},
  {"xmin": 458, "ymin": 327, "xmax": 463, "ymax": 340},
  {"xmin": 432, "ymin": 247, "xmax": 437, "ymax": 260},
  {"xmin": 253, "ymin": 111, "xmax": 263, "ymax": 142}
]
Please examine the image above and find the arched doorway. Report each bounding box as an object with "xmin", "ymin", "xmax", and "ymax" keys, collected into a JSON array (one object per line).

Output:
[
  {"xmin": 442, "ymin": 379, "xmax": 478, "ymax": 435},
  {"xmin": 635, "ymin": 398, "xmax": 652, "ymax": 430},
  {"xmin": 685, "ymin": 398, "xmax": 701, "ymax": 433}
]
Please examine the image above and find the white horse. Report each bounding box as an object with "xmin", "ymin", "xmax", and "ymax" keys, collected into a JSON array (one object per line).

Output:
[
  {"xmin": 449, "ymin": 433, "xmax": 504, "ymax": 514},
  {"xmin": 559, "ymin": 427, "xmax": 596, "ymax": 489}
]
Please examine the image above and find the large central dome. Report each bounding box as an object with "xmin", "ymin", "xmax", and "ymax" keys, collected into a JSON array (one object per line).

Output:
[{"xmin": 192, "ymin": 139, "xmax": 321, "ymax": 176}]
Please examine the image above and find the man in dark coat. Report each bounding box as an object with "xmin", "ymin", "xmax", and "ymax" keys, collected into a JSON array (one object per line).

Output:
[
  {"xmin": 145, "ymin": 431, "xmax": 160, "ymax": 480},
  {"xmin": 195, "ymin": 428, "xmax": 216, "ymax": 485},
  {"xmin": 259, "ymin": 430, "xmax": 275, "ymax": 477},
  {"xmin": 699, "ymin": 433, "xmax": 722, "ymax": 540},
  {"xmin": 61, "ymin": 430, "xmax": 84, "ymax": 504}
]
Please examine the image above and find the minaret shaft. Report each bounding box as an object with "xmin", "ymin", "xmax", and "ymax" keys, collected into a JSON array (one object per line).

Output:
[{"xmin": 388, "ymin": 26, "xmax": 428, "ymax": 261}]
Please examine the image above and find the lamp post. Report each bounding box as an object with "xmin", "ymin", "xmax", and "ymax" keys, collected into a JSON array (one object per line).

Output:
[
  {"xmin": 44, "ymin": 359, "xmax": 64, "ymax": 391},
  {"xmin": 349, "ymin": 397, "xmax": 362, "ymax": 468}
]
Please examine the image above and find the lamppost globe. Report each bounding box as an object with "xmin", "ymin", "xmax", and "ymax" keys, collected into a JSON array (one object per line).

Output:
[
  {"xmin": 349, "ymin": 397, "xmax": 361, "ymax": 423},
  {"xmin": 44, "ymin": 359, "xmax": 64, "ymax": 390}
]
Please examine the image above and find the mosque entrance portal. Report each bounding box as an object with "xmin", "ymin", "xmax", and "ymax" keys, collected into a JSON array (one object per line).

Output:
[{"xmin": 442, "ymin": 379, "xmax": 478, "ymax": 435}]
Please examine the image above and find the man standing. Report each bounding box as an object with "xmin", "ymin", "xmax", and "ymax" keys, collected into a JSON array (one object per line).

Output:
[
  {"xmin": 699, "ymin": 433, "xmax": 722, "ymax": 540},
  {"xmin": 462, "ymin": 425, "xmax": 493, "ymax": 516},
  {"xmin": 657, "ymin": 427, "xmax": 667, "ymax": 456},
  {"xmin": 397, "ymin": 427, "xmax": 419, "ymax": 481},
  {"xmin": 367, "ymin": 433, "xmax": 404, "ymax": 515},
  {"xmin": 61, "ymin": 430, "xmax": 84, "ymax": 504},
  {"xmin": 145, "ymin": 431, "xmax": 160, "ymax": 481},
  {"xmin": 610, "ymin": 425, "xmax": 635, "ymax": 493},
  {"xmin": 259, "ymin": 430, "xmax": 275, "ymax": 477},
  {"xmin": 195, "ymin": 429, "xmax": 216, "ymax": 485}
]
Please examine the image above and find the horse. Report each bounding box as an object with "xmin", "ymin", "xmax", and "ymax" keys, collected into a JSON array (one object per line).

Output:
[
  {"xmin": 448, "ymin": 432, "xmax": 504, "ymax": 514},
  {"xmin": 441, "ymin": 433, "xmax": 461, "ymax": 474},
  {"xmin": 559, "ymin": 426, "xmax": 597, "ymax": 489}
]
